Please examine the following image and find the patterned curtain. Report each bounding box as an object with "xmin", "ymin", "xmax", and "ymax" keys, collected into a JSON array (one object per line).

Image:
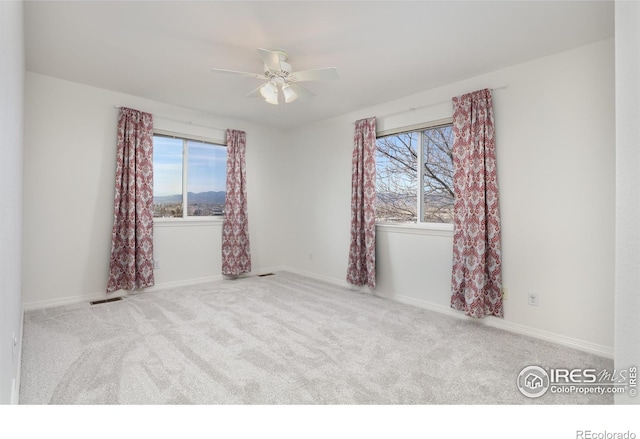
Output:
[
  {"xmin": 346, "ymin": 117, "xmax": 377, "ymax": 288},
  {"xmin": 450, "ymin": 89, "xmax": 503, "ymax": 318},
  {"xmin": 222, "ymin": 129, "xmax": 251, "ymax": 276},
  {"xmin": 107, "ymin": 108, "xmax": 155, "ymax": 293}
]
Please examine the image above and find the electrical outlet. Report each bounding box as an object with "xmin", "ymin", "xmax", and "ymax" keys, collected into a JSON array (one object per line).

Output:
[
  {"xmin": 501, "ymin": 287, "xmax": 509, "ymax": 301},
  {"xmin": 308, "ymin": 253, "xmax": 313, "ymax": 261},
  {"xmin": 528, "ymin": 290, "xmax": 539, "ymax": 306},
  {"xmin": 153, "ymin": 259, "xmax": 160, "ymax": 269}
]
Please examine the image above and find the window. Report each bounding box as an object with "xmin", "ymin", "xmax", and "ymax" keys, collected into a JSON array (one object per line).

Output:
[
  {"xmin": 153, "ymin": 133, "xmax": 227, "ymax": 219},
  {"xmin": 375, "ymin": 121, "xmax": 454, "ymax": 224}
]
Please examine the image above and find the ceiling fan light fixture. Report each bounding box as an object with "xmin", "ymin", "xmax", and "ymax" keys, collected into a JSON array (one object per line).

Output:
[
  {"xmin": 282, "ymin": 84, "xmax": 298, "ymax": 103},
  {"xmin": 264, "ymin": 93, "xmax": 279, "ymax": 105},
  {"xmin": 260, "ymin": 82, "xmax": 279, "ymax": 105},
  {"xmin": 259, "ymin": 81, "xmax": 276, "ymax": 98},
  {"xmin": 211, "ymin": 48, "xmax": 339, "ymax": 105}
]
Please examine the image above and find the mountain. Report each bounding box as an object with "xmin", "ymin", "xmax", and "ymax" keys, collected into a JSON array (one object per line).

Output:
[
  {"xmin": 153, "ymin": 194, "xmax": 181, "ymax": 204},
  {"xmin": 154, "ymin": 191, "xmax": 226, "ymax": 204},
  {"xmin": 188, "ymin": 191, "xmax": 226, "ymax": 204}
]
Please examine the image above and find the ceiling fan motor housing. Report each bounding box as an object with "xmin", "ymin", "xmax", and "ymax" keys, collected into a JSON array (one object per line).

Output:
[
  {"xmin": 264, "ymin": 50, "xmax": 292, "ymax": 77},
  {"xmin": 211, "ymin": 48, "xmax": 337, "ymax": 104}
]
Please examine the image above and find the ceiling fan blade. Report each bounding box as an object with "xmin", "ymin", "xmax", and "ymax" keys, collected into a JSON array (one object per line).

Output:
[
  {"xmin": 257, "ymin": 48, "xmax": 282, "ymax": 73},
  {"xmin": 288, "ymin": 82, "xmax": 316, "ymax": 99},
  {"xmin": 246, "ymin": 83, "xmax": 266, "ymax": 97},
  {"xmin": 290, "ymin": 67, "xmax": 339, "ymax": 82},
  {"xmin": 211, "ymin": 68, "xmax": 266, "ymax": 80}
]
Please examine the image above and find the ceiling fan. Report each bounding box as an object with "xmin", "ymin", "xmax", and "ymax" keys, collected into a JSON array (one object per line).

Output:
[{"xmin": 211, "ymin": 48, "xmax": 339, "ymax": 105}]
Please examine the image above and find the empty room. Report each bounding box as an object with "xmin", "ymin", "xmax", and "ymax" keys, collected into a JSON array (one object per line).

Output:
[{"xmin": 1, "ymin": 0, "xmax": 639, "ymax": 435}]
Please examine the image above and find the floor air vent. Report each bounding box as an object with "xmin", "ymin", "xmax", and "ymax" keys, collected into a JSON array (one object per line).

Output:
[
  {"xmin": 90, "ymin": 297, "xmax": 124, "ymax": 306},
  {"xmin": 258, "ymin": 273, "xmax": 275, "ymax": 277}
]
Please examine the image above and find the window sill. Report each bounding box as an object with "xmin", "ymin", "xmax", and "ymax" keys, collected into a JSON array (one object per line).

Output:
[
  {"xmin": 376, "ymin": 222, "xmax": 453, "ymax": 237},
  {"xmin": 154, "ymin": 217, "xmax": 224, "ymax": 227}
]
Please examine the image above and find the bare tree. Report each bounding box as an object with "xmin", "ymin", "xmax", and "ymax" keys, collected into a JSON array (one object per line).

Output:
[
  {"xmin": 376, "ymin": 132, "xmax": 418, "ymax": 221},
  {"xmin": 376, "ymin": 126, "xmax": 454, "ymax": 223},
  {"xmin": 422, "ymin": 126, "xmax": 455, "ymax": 223}
]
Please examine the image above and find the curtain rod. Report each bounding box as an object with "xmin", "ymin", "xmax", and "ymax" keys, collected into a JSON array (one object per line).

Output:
[
  {"xmin": 373, "ymin": 85, "xmax": 508, "ymax": 121},
  {"xmin": 114, "ymin": 106, "xmax": 227, "ymax": 132}
]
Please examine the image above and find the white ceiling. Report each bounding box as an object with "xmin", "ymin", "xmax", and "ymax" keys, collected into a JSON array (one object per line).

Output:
[{"xmin": 24, "ymin": 1, "xmax": 614, "ymax": 130}]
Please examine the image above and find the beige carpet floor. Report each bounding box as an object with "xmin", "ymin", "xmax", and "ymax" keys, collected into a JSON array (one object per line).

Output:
[{"xmin": 19, "ymin": 271, "xmax": 613, "ymax": 404}]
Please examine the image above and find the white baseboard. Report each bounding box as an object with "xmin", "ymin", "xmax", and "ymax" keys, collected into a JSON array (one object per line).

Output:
[
  {"xmin": 138, "ymin": 275, "xmax": 223, "ymax": 293},
  {"xmin": 252, "ymin": 266, "xmax": 287, "ymax": 276},
  {"xmin": 11, "ymin": 379, "xmax": 18, "ymax": 405},
  {"xmin": 280, "ymin": 267, "xmax": 614, "ymax": 360},
  {"xmin": 11, "ymin": 307, "xmax": 24, "ymax": 404},
  {"xmin": 388, "ymin": 292, "xmax": 614, "ymax": 359},
  {"xmin": 23, "ymin": 290, "xmax": 126, "ymax": 311},
  {"xmin": 21, "ymin": 266, "xmax": 614, "ymax": 359},
  {"xmin": 22, "ymin": 276, "xmax": 222, "ymax": 310},
  {"xmin": 22, "ymin": 267, "xmax": 288, "ymax": 311},
  {"xmin": 284, "ymin": 266, "xmax": 374, "ymax": 294}
]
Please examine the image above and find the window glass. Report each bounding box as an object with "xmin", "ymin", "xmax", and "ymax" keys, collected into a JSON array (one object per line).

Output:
[
  {"xmin": 375, "ymin": 123, "xmax": 454, "ymax": 224},
  {"xmin": 422, "ymin": 125, "xmax": 454, "ymax": 223},
  {"xmin": 153, "ymin": 136, "xmax": 183, "ymax": 218},
  {"xmin": 376, "ymin": 132, "xmax": 418, "ymax": 222},
  {"xmin": 152, "ymin": 135, "xmax": 226, "ymax": 219},
  {"xmin": 186, "ymin": 140, "xmax": 227, "ymax": 216}
]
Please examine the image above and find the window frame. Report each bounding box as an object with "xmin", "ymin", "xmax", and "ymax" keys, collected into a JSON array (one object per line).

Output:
[
  {"xmin": 375, "ymin": 117, "xmax": 455, "ymax": 231},
  {"xmin": 152, "ymin": 129, "xmax": 227, "ymax": 224}
]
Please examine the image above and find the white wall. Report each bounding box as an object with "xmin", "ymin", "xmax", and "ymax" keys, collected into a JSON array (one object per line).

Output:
[
  {"xmin": 615, "ymin": 0, "xmax": 640, "ymax": 405},
  {"xmin": 22, "ymin": 73, "xmax": 286, "ymax": 308},
  {"xmin": 0, "ymin": 0, "xmax": 25, "ymax": 404},
  {"xmin": 21, "ymin": 39, "xmax": 616, "ymax": 362},
  {"xmin": 282, "ymin": 39, "xmax": 616, "ymax": 356}
]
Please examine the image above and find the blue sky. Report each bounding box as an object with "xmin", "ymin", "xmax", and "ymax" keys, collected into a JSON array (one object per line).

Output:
[{"xmin": 153, "ymin": 136, "xmax": 227, "ymax": 197}]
